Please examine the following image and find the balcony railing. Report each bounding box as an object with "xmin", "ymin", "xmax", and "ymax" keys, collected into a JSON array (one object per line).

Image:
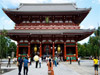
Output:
[
  {"xmin": 15, "ymin": 25, "xmax": 80, "ymax": 30},
  {"xmin": 16, "ymin": 23, "xmax": 78, "ymax": 26}
]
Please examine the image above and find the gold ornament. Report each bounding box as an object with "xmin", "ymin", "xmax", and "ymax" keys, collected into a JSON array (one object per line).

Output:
[
  {"xmin": 34, "ymin": 45, "xmax": 37, "ymax": 52},
  {"xmin": 57, "ymin": 45, "xmax": 61, "ymax": 52}
]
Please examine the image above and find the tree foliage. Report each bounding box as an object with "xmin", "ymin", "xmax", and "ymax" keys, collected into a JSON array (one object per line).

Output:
[
  {"xmin": 8, "ymin": 42, "xmax": 17, "ymax": 57},
  {"xmin": 78, "ymin": 27, "xmax": 100, "ymax": 57},
  {"xmin": 0, "ymin": 30, "xmax": 17, "ymax": 58}
]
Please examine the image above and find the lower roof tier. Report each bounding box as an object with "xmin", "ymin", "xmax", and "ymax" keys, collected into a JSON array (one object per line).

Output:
[{"xmin": 0, "ymin": 29, "xmax": 94, "ymax": 42}]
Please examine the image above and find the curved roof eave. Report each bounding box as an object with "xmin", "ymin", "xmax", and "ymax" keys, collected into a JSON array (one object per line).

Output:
[{"xmin": 2, "ymin": 8, "xmax": 91, "ymax": 13}]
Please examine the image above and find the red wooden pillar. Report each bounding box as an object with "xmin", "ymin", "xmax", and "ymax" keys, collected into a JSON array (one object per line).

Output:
[
  {"xmin": 16, "ymin": 43, "xmax": 19, "ymax": 59},
  {"xmin": 28, "ymin": 42, "xmax": 30, "ymax": 57},
  {"xmin": 64, "ymin": 42, "xmax": 66, "ymax": 60},
  {"xmin": 52, "ymin": 42, "xmax": 55, "ymax": 57},
  {"xmin": 40, "ymin": 42, "xmax": 42, "ymax": 57},
  {"xmin": 76, "ymin": 43, "xmax": 78, "ymax": 60}
]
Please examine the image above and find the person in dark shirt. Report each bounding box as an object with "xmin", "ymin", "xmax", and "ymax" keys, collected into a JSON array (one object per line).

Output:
[
  {"xmin": 23, "ymin": 56, "xmax": 29, "ymax": 75},
  {"xmin": 7, "ymin": 56, "xmax": 11, "ymax": 67},
  {"xmin": 70, "ymin": 57, "xmax": 72, "ymax": 64},
  {"xmin": 17, "ymin": 56, "xmax": 23, "ymax": 75}
]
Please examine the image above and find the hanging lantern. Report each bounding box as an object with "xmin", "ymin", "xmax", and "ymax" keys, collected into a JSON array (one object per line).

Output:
[
  {"xmin": 57, "ymin": 45, "xmax": 61, "ymax": 52},
  {"xmin": 34, "ymin": 45, "xmax": 37, "ymax": 52}
]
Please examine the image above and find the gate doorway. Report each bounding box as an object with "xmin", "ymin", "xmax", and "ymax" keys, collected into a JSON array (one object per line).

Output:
[{"xmin": 42, "ymin": 44, "xmax": 52, "ymax": 57}]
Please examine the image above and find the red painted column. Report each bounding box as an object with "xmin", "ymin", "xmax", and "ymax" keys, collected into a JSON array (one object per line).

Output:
[
  {"xmin": 16, "ymin": 43, "xmax": 19, "ymax": 59},
  {"xmin": 76, "ymin": 43, "xmax": 78, "ymax": 60},
  {"xmin": 52, "ymin": 42, "xmax": 55, "ymax": 57},
  {"xmin": 64, "ymin": 42, "xmax": 66, "ymax": 60},
  {"xmin": 40, "ymin": 42, "xmax": 42, "ymax": 57},
  {"xmin": 28, "ymin": 42, "xmax": 30, "ymax": 57}
]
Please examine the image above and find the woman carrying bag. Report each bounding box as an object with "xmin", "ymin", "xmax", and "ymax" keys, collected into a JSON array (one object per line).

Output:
[{"xmin": 47, "ymin": 58, "xmax": 54, "ymax": 75}]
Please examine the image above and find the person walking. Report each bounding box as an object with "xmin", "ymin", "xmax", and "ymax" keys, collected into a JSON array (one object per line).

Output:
[
  {"xmin": 7, "ymin": 56, "xmax": 11, "ymax": 67},
  {"xmin": 17, "ymin": 56, "xmax": 23, "ymax": 75},
  {"xmin": 78, "ymin": 57, "xmax": 80, "ymax": 65},
  {"xmin": 93, "ymin": 56, "xmax": 98, "ymax": 75},
  {"xmin": 39, "ymin": 57, "xmax": 42, "ymax": 68},
  {"xmin": 34, "ymin": 55, "xmax": 39, "ymax": 68},
  {"xmin": 69, "ymin": 57, "xmax": 72, "ymax": 64},
  {"xmin": 23, "ymin": 56, "xmax": 29, "ymax": 75},
  {"xmin": 28, "ymin": 57, "xmax": 31, "ymax": 65},
  {"xmin": 54, "ymin": 57, "xmax": 57, "ymax": 67},
  {"xmin": 57, "ymin": 57, "xmax": 60, "ymax": 65},
  {"xmin": 47, "ymin": 58, "xmax": 54, "ymax": 75}
]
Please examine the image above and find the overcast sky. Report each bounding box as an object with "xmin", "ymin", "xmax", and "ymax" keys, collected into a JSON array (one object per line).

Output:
[{"xmin": 0, "ymin": 0, "xmax": 100, "ymax": 44}]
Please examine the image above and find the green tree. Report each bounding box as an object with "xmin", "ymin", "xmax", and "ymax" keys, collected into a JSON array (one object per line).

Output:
[
  {"xmin": 0, "ymin": 30, "xmax": 9, "ymax": 69},
  {"xmin": 78, "ymin": 27, "xmax": 100, "ymax": 58},
  {"xmin": 78, "ymin": 43, "xmax": 86, "ymax": 57},
  {"xmin": 8, "ymin": 42, "xmax": 17, "ymax": 57}
]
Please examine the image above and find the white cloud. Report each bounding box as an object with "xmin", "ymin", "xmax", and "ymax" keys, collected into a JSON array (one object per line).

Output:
[
  {"xmin": 0, "ymin": 17, "xmax": 15, "ymax": 30},
  {"xmin": 17, "ymin": 0, "xmax": 76, "ymax": 3},
  {"xmin": 50, "ymin": 0, "xmax": 76, "ymax": 3},
  {"xmin": 92, "ymin": 0, "xmax": 96, "ymax": 4},
  {"xmin": 11, "ymin": 40, "xmax": 17, "ymax": 45},
  {"xmin": 0, "ymin": 16, "xmax": 5, "ymax": 20},
  {"xmin": 80, "ymin": 24, "xmax": 94, "ymax": 29},
  {"xmin": 89, "ymin": 25, "xmax": 95, "ymax": 29},
  {"xmin": 0, "ymin": 0, "xmax": 19, "ymax": 8},
  {"xmin": 80, "ymin": 25, "xmax": 85, "ymax": 29},
  {"xmin": 78, "ymin": 37, "xmax": 89, "ymax": 44},
  {"xmin": 18, "ymin": 0, "xmax": 43, "ymax": 3}
]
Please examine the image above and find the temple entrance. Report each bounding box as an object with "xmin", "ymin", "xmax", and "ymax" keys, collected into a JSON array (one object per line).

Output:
[
  {"xmin": 19, "ymin": 47, "xmax": 28, "ymax": 56},
  {"xmin": 42, "ymin": 44, "xmax": 52, "ymax": 57},
  {"xmin": 66, "ymin": 47, "xmax": 76, "ymax": 60}
]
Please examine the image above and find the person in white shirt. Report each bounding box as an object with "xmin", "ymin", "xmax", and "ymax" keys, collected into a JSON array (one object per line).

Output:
[
  {"xmin": 78, "ymin": 57, "xmax": 80, "ymax": 65},
  {"xmin": 39, "ymin": 57, "xmax": 42, "ymax": 68}
]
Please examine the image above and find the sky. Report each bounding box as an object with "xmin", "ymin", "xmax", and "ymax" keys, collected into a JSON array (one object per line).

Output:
[{"xmin": 0, "ymin": 0, "xmax": 100, "ymax": 44}]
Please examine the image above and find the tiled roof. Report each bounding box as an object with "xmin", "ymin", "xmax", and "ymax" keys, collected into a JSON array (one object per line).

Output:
[
  {"xmin": 0, "ymin": 29, "xmax": 94, "ymax": 35},
  {"xmin": 3, "ymin": 3, "xmax": 91, "ymax": 12}
]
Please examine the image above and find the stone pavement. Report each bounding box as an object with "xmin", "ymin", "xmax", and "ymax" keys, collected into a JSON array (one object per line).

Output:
[
  {"xmin": 2, "ymin": 62, "xmax": 79, "ymax": 75},
  {"xmin": 64, "ymin": 60, "xmax": 100, "ymax": 75},
  {"xmin": 1, "ymin": 60, "xmax": 100, "ymax": 75}
]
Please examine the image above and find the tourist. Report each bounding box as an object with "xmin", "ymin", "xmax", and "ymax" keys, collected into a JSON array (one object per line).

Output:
[
  {"xmin": 28, "ymin": 57, "xmax": 31, "ymax": 65},
  {"xmin": 46, "ymin": 56, "xmax": 48, "ymax": 62},
  {"xmin": 61, "ymin": 56, "xmax": 63, "ymax": 61},
  {"xmin": 70, "ymin": 57, "xmax": 72, "ymax": 64},
  {"xmin": 52, "ymin": 57, "xmax": 55, "ymax": 65},
  {"xmin": 23, "ymin": 56, "xmax": 29, "ymax": 75},
  {"xmin": 17, "ymin": 56, "xmax": 23, "ymax": 75},
  {"xmin": 47, "ymin": 58, "xmax": 54, "ymax": 75},
  {"xmin": 54, "ymin": 56, "xmax": 57, "ymax": 67},
  {"xmin": 7, "ymin": 56, "xmax": 11, "ymax": 67},
  {"xmin": 39, "ymin": 57, "xmax": 42, "ymax": 68},
  {"xmin": 78, "ymin": 57, "xmax": 80, "ymax": 65},
  {"xmin": 34, "ymin": 55, "xmax": 39, "ymax": 68},
  {"xmin": 57, "ymin": 57, "xmax": 60, "ymax": 65},
  {"xmin": 13, "ymin": 57, "xmax": 17, "ymax": 64},
  {"xmin": 93, "ymin": 56, "xmax": 98, "ymax": 75}
]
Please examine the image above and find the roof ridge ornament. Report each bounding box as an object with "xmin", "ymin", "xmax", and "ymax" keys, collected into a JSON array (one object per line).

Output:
[{"xmin": 72, "ymin": 3, "xmax": 77, "ymax": 9}]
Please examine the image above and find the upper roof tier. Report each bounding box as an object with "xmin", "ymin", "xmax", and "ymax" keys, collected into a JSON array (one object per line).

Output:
[
  {"xmin": 3, "ymin": 3, "xmax": 91, "ymax": 24},
  {"xmin": 3, "ymin": 3, "xmax": 91, "ymax": 12}
]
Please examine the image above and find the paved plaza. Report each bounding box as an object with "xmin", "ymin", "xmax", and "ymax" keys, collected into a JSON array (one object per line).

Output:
[{"xmin": 1, "ymin": 60, "xmax": 100, "ymax": 75}]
